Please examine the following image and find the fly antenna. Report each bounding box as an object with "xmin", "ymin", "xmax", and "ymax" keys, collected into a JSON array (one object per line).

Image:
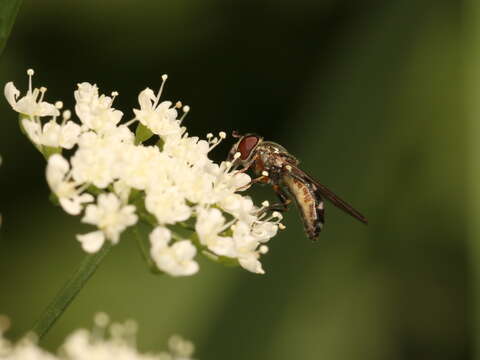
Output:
[{"xmin": 232, "ymin": 130, "xmax": 242, "ymax": 138}]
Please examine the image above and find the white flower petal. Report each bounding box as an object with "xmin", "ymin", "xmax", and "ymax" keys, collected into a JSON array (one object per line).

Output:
[
  {"xmin": 4, "ymin": 82, "xmax": 19, "ymax": 109},
  {"xmin": 77, "ymin": 231, "xmax": 105, "ymax": 253},
  {"xmin": 239, "ymin": 255, "xmax": 265, "ymax": 274},
  {"xmin": 46, "ymin": 154, "xmax": 70, "ymax": 190},
  {"xmin": 150, "ymin": 238, "xmax": 199, "ymax": 277},
  {"xmin": 252, "ymin": 222, "xmax": 278, "ymax": 242},
  {"xmin": 81, "ymin": 193, "xmax": 137, "ymax": 244},
  {"xmin": 145, "ymin": 187, "xmax": 191, "ymax": 224},
  {"xmin": 149, "ymin": 226, "xmax": 171, "ymax": 250},
  {"xmin": 208, "ymin": 236, "xmax": 236, "ymax": 257},
  {"xmin": 137, "ymin": 88, "xmax": 156, "ymax": 110},
  {"xmin": 35, "ymin": 100, "xmax": 60, "ymax": 117},
  {"xmin": 41, "ymin": 120, "xmax": 61, "ymax": 147},
  {"xmin": 21, "ymin": 118, "xmax": 41, "ymax": 145},
  {"xmin": 60, "ymin": 121, "xmax": 81, "ymax": 149},
  {"xmin": 172, "ymin": 240, "xmax": 197, "ymax": 260},
  {"xmin": 59, "ymin": 197, "xmax": 82, "ymax": 215}
]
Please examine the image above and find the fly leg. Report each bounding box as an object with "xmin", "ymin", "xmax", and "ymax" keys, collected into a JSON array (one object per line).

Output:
[
  {"xmin": 232, "ymin": 153, "xmax": 258, "ymax": 173},
  {"xmin": 257, "ymin": 185, "xmax": 291, "ymax": 216},
  {"xmin": 265, "ymin": 184, "xmax": 292, "ymax": 212},
  {"xmin": 237, "ymin": 174, "xmax": 269, "ymax": 191}
]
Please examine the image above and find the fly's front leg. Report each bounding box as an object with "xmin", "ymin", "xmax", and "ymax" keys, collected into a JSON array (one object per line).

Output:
[
  {"xmin": 237, "ymin": 173, "xmax": 269, "ymax": 191},
  {"xmin": 232, "ymin": 153, "xmax": 258, "ymax": 174},
  {"xmin": 236, "ymin": 155, "xmax": 268, "ymax": 191}
]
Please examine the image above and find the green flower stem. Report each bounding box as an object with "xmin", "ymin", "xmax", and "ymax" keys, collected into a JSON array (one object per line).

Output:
[{"xmin": 32, "ymin": 242, "xmax": 113, "ymax": 340}]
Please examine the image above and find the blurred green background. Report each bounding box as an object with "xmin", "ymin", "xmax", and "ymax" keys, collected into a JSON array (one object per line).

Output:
[{"xmin": 0, "ymin": 0, "xmax": 465, "ymax": 359}]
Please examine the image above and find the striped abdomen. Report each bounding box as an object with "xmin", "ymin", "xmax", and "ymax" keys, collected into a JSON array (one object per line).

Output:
[{"xmin": 282, "ymin": 174, "xmax": 324, "ymax": 240}]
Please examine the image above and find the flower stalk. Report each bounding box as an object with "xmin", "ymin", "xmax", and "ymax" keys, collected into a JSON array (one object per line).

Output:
[{"xmin": 32, "ymin": 242, "xmax": 112, "ymax": 340}]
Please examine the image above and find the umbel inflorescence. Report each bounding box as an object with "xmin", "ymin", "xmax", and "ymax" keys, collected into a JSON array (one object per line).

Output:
[{"xmin": 4, "ymin": 70, "xmax": 283, "ymax": 276}]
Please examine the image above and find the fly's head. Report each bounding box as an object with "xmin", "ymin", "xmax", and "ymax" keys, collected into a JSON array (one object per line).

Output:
[{"xmin": 227, "ymin": 131, "xmax": 263, "ymax": 168}]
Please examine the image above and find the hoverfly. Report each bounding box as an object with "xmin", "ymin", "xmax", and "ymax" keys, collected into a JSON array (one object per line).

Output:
[{"xmin": 227, "ymin": 132, "xmax": 368, "ymax": 240}]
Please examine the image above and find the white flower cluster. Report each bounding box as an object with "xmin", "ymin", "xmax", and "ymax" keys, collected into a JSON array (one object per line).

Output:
[
  {"xmin": 0, "ymin": 314, "xmax": 196, "ymax": 360},
  {"xmin": 4, "ymin": 70, "xmax": 283, "ymax": 275}
]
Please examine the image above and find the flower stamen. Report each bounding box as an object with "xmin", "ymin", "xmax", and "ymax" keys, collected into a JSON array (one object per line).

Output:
[
  {"xmin": 38, "ymin": 87, "xmax": 47, "ymax": 103},
  {"xmin": 207, "ymin": 131, "xmax": 227, "ymax": 152},
  {"xmin": 27, "ymin": 68, "xmax": 34, "ymax": 93},
  {"xmin": 154, "ymin": 74, "xmax": 168, "ymax": 108},
  {"xmin": 179, "ymin": 105, "xmax": 190, "ymax": 124}
]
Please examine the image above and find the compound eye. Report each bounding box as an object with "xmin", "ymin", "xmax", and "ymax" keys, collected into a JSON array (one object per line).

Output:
[{"xmin": 238, "ymin": 136, "xmax": 259, "ymax": 160}]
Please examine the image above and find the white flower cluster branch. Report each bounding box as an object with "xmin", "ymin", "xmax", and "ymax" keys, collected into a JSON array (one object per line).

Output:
[
  {"xmin": 0, "ymin": 313, "xmax": 196, "ymax": 360},
  {"xmin": 4, "ymin": 69, "xmax": 284, "ymax": 275}
]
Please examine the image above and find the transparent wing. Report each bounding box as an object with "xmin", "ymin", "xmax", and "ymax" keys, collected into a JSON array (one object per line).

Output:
[{"xmin": 288, "ymin": 166, "xmax": 368, "ymax": 225}]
